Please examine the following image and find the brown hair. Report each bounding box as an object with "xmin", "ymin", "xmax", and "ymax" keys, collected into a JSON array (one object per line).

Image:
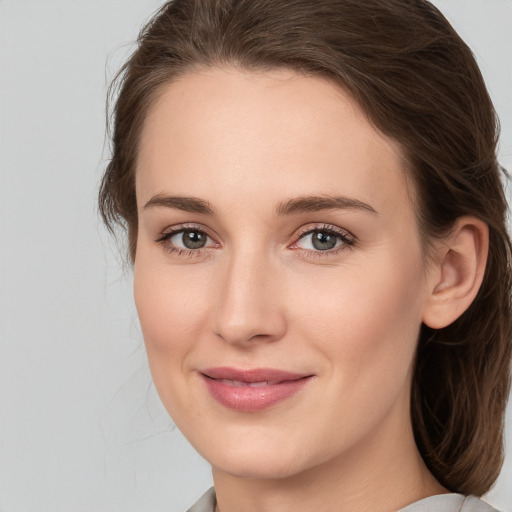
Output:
[{"xmin": 99, "ymin": 0, "xmax": 512, "ymax": 496}]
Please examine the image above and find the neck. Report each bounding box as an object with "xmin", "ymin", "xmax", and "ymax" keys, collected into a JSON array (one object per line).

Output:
[{"xmin": 212, "ymin": 398, "xmax": 447, "ymax": 512}]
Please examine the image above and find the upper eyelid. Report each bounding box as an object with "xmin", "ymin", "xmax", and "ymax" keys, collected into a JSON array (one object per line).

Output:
[
  {"xmin": 159, "ymin": 223, "xmax": 217, "ymax": 239},
  {"xmin": 157, "ymin": 222, "xmax": 352, "ymax": 236},
  {"xmin": 294, "ymin": 223, "xmax": 354, "ymax": 240}
]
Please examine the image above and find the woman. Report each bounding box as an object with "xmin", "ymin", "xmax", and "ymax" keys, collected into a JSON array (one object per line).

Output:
[{"xmin": 99, "ymin": 1, "xmax": 512, "ymax": 510}]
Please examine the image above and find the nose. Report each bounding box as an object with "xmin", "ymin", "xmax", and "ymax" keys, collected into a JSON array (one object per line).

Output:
[{"xmin": 211, "ymin": 249, "xmax": 287, "ymax": 346}]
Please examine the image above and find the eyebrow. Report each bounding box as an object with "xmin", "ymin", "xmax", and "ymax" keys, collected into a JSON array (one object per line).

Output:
[
  {"xmin": 275, "ymin": 195, "xmax": 377, "ymax": 216},
  {"xmin": 143, "ymin": 194, "xmax": 215, "ymax": 215},
  {"xmin": 142, "ymin": 194, "xmax": 377, "ymax": 216}
]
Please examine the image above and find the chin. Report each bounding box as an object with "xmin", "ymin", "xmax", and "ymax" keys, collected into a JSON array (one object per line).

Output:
[
  {"xmin": 199, "ymin": 437, "xmax": 317, "ymax": 480},
  {"xmin": 213, "ymin": 456, "xmax": 304, "ymax": 480}
]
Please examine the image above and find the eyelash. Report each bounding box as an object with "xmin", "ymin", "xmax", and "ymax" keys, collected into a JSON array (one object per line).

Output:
[
  {"xmin": 292, "ymin": 224, "xmax": 355, "ymax": 258},
  {"xmin": 155, "ymin": 223, "xmax": 219, "ymax": 258},
  {"xmin": 155, "ymin": 223, "xmax": 355, "ymax": 259}
]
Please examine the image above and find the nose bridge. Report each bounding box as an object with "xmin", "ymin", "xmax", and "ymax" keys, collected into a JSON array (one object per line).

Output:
[{"xmin": 212, "ymin": 245, "xmax": 286, "ymax": 345}]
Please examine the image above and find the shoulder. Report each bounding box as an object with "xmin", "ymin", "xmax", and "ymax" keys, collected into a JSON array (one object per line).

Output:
[
  {"xmin": 399, "ymin": 493, "xmax": 501, "ymax": 512},
  {"xmin": 187, "ymin": 489, "xmax": 501, "ymax": 512},
  {"xmin": 461, "ymin": 495, "xmax": 502, "ymax": 512},
  {"xmin": 186, "ymin": 487, "xmax": 216, "ymax": 512}
]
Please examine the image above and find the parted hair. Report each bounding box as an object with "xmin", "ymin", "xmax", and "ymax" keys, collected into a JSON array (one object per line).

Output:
[{"xmin": 99, "ymin": 0, "xmax": 512, "ymax": 496}]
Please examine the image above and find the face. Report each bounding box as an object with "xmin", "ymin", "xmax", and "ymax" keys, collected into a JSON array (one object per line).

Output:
[{"xmin": 134, "ymin": 68, "xmax": 432, "ymax": 481}]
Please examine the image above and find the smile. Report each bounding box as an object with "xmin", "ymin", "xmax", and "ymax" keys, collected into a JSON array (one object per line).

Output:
[
  {"xmin": 199, "ymin": 367, "xmax": 313, "ymax": 412},
  {"xmin": 217, "ymin": 379, "xmax": 281, "ymax": 387}
]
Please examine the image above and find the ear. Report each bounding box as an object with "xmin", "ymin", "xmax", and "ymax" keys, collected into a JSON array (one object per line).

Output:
[{"xmin": 422, "ymin": 216, "xmax": 489, "ymax": 329}]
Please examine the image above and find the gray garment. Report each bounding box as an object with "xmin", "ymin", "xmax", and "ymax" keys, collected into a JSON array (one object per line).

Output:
[
  {"xmin": 187, "ymin": 488, "xmax": 216, "ymax": 512},
  {"xmin": 398, "ymin": 493, "xmax": 499, "ymax": 512},
  {"xmin": 186, "ymin": 487, "xmax": 501, "ymax": 512}
]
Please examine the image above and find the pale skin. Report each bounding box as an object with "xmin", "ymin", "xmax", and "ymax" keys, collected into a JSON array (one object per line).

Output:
[{"xmin": 133, "ymin": 67, "xmax": 488, "ymax": 512}]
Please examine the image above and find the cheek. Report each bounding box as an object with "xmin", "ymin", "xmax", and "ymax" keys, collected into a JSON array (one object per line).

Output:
[
  {"xmin": 133, "ymin": 257, "xmax": 215, "ymax": 425},
  {"xmin": 285, "ymin": 255, "xmax": 426, "ymax": 453},
  {"xmin": 293, "ymin": 252, "xmax": 425, "ymax": 381},
  {"xmin": 133, "ymin": 254, "xmax": 208, "ymax": 372}
]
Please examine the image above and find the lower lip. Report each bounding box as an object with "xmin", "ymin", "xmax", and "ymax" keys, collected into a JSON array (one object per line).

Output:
[{"xmin": 201, "ymin": 375, "xmax": 312, "ymax": 412}]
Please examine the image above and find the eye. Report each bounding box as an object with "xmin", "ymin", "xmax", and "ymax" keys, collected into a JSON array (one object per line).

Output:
[
  {"xmin": 172, "ymin": 229, "xmax": 210, "ymax": 249},
  {"xmin": 291, "ymin": 225, "xmax": 354, "ymax": 254},
  {"xmin": 301, "ymin": 230, "xmax": 340, "ymax": 251},
  {"xmin": 155, "ymin": 225, "xmax": 218, "ymax": 255}
]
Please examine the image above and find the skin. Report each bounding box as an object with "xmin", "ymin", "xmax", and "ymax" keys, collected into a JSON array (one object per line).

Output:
[{"xmin": 134, "ymin": 67, "xmax": 452, "ymax": 512}]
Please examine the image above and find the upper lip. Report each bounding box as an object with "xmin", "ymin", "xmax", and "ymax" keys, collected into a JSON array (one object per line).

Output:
[{"xmin": 200, "ymin": 367, "xmax": 310, "ymax": 383}]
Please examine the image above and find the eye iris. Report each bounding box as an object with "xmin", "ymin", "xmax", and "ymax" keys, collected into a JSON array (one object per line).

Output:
[
  {"xmin": 312, "ymin": 231, "xmax": 338, "ymax": 250},
  {"xmin": 182, "ymin": 230, "xmax": 206, "ymax": 249}
]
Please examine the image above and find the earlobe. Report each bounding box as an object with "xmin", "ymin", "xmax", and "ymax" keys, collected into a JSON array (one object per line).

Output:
[{"xmin": 422, "ymin": 217, "xmax": 489, "ymax": 330}]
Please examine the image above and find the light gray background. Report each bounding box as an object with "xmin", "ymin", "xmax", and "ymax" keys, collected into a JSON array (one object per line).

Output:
[{"xmin": 1, "ymin": 1, "xmax": 511, "ymax": 511}]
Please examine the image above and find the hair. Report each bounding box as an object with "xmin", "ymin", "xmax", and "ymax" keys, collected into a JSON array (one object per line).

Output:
[{"xmin": 99, "ymin": 0, "xmax": 512, "ymax": 496}]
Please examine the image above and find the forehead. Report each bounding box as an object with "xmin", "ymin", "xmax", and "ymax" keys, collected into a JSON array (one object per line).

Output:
[{"xmin": 136, "ymin": 67, "xmax": 412, "ymax": 218}]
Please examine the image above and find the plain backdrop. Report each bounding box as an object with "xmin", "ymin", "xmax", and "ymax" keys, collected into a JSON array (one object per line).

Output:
[{"xmin": 1, "ymin": 1, "xmax": 511, "ymax": 511}]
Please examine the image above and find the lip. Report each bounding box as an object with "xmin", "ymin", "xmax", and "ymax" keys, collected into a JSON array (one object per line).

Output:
[{"xmin": 199, "ymin": 367, "xmax": 313, "ymax": 412}]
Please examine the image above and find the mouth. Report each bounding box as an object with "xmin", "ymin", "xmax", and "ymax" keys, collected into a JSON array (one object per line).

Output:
[
  {"xmin": 199, "ymin": 367, "xmax": 313, "ymax": 412},
  {"xmin": 211, "ymin": 379, "xmax": 281, "ymax": 387}
]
